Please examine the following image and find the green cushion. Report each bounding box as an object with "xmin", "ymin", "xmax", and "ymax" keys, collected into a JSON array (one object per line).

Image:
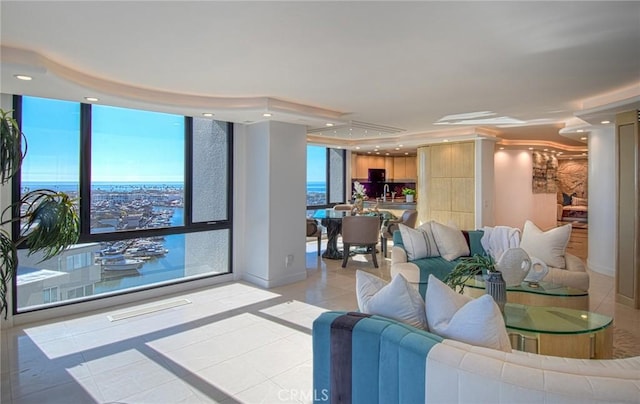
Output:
[{"xmin": 393, "ymin": 228, "xmax": 486, "ymax": 297}]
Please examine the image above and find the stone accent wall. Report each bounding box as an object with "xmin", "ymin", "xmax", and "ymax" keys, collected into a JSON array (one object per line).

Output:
[{"xmin": 557, "ymin": 158, "xmax": 588, "ymax": 198}]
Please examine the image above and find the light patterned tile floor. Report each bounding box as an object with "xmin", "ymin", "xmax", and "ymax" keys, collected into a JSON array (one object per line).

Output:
[{"xmin": 1, "ymin": 231, "xmax": 638, "ymax": 403}]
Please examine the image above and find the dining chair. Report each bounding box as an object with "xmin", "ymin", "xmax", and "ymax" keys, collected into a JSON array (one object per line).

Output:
[
  {"xmin": 306, "ymin": 218, "xmax": 323, "ymax": 256},
  {"xmin": 380, "ymin": 209, "xmax": 418, "ymax": 257},
  {"xmin": 341, "ymin": 215, "xmax": 381, "ymax": 268}
]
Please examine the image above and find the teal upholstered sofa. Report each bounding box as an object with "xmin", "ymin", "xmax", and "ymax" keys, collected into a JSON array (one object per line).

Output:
[
  {"xmin": 313, "ymin": 311, "xmax": 640, "ymax": 403},
  {"xmin": 390, "ymin": 229, "xmax": 485, "ymax": 297}
]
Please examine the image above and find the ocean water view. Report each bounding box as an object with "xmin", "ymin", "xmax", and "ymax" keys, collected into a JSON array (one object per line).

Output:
[{"xmin": 15, "ymin": 181, "xmax": 219, "ymax": 309}]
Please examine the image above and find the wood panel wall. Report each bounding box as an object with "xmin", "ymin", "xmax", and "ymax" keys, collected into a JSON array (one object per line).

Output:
[{"xmin": 417, "ymin": 142, "xmax": 475, "ymax": 229}]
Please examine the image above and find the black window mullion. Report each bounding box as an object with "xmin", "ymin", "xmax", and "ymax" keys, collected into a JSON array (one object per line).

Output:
[
  {"xmin": 79, "ymin": 103, "xmax": 92, "ymax": 238},
  {"xmin": 325, "ymin": 148, "xmax": 331, "ymax": 205},
  {"xmin": 184, "ymin": 117, "xmax": 193, "ymax": 227}
]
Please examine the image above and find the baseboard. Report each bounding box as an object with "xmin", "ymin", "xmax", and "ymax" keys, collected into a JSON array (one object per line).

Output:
[
  {"xmin": 242, "ymin": 269, "xmax": 307, "ymax": 289},
  {"xmin": 586, "ymin": 259, "xmax": 615, "ymax": 277}
]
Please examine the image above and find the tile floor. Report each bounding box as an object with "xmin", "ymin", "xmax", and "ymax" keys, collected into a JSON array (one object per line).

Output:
[{"xmin": 1, "ymin": 231, "xmax": 639, "ymax": 403}]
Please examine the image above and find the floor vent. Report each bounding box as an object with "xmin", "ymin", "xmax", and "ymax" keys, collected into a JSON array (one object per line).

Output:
[{"xmin": 108, "ymin": 299, "xmax": 192, "ymax": 321}]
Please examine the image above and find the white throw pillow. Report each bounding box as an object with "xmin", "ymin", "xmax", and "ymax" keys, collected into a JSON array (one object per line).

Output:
[
  {"xmin": 519, "ymin": 220, "xmax": 571, "ymax": 269},
  {"xmin": 398, "ymin": 223, "xmax": 439, "ymax": 260},
  {"xmin": 571, "ymin": 196, "xmax": 588, "ymax": 206},
  {"xmin": 355, "ymin": 270, "xmax": 427, "ymax": 330},
  {"xmin": 425, "ymin": 275, "xmax": 512, "ymax": 352},
  {"xmin": 430, "ymin": 221, "xmax": 470, "ymax": 261}
]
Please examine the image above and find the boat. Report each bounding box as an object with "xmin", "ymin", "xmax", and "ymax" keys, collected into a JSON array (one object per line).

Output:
[{"xmin": 96, "ymin": 254, "xmax": 144, "ymax": 271}]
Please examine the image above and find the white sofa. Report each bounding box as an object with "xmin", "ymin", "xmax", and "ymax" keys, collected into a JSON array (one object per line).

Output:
[
  {"xmin": 390, "ymin": 229, "xmax": 590, "ymax": 293},
  {"xmin": 313, "ymin": 311, "xmax": 640, "ymax": 403}
]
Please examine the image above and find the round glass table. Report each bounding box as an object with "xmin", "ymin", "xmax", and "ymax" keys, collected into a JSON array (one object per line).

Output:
[
  {"xmin": 503, "ymin": 303, "xmax": 613, "ymax": 359},
  {"xmin": 464, "ymin": 278, "xmax": 589, "ymax": 310}
]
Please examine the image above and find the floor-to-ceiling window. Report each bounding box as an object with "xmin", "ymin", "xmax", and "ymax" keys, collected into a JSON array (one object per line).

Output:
[
  {"xmin": 13, "ymin": 95, "xmax": 232, "ymax": 314},
  {"xmin": 306, "ymin": 145, "xmax": 346, "ymax": 216}
]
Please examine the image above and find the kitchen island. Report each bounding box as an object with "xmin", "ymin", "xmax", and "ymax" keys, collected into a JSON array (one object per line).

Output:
[{"xmin": 363, "ymin": 199, "xmax": 416, "ymax": 218}]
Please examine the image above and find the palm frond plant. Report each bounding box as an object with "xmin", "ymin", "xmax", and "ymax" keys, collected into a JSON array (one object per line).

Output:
[
  {"xmin": 0, "ymin": 108, "xmax": 79, "ymax": 319},
  {"xmin": 444, "ymin": 254, "xmax": 496, "ymax": 294}
]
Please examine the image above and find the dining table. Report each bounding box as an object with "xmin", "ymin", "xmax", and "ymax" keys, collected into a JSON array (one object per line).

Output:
[{"xmin": 312, "ymin": 209, "xmax": 396, "ymax": 260}]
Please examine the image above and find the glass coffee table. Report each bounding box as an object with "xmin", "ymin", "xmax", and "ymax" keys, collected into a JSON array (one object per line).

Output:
[
  {"xmin": 504, "ymin": 303, "xmax": 613, "ymax": 359},
  {"xmin": 464, "ymin": 278, "xmax": 589, "ymax": 310}
]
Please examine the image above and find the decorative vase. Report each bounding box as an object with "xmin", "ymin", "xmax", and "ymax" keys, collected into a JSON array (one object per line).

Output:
[
  {"xmin": 354, "ymin": 197, "xmax": 364, "ymax": 214},
  {"xmin": 485, "ymin": 271, "xmax": 506, "ymax": 313},
  {"xmin": 405, "ymin": 194, "xmax": 414, "ymax": 203},
  {"xmin": 495, "ymin": 248, "xmax": 531, "ymax": 287}
]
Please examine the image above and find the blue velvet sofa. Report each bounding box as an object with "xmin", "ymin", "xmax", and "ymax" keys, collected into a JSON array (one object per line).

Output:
[
  {"xmin": 390, "ymin": 229, "xmax": 486, "ymax": 297},
  {"xmin": 313, "ymin": 311, "xmax": 640, "ymax": 403}
]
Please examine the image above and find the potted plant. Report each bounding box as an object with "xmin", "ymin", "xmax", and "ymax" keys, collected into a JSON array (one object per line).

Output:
[
  {"xmin": 443, "ymin": 254, "xmax": 495, "ymax": 294},
  {"xmin": 444, "ymin": 253, "xmax": 506, "ymax": 312},
  {"xmin": 401, "ymin": 187, "xmax": 416, "ymax": 203},
  {"xmin": 0, "ymin": 108, "xmax": 80, "ymax": 319},
  {"xmin": 352, "ymin": 181, "xmax": 368, "ymax": 213}
]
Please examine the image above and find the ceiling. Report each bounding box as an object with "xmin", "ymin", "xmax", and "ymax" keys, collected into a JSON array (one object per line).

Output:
[{"xmin": 1, "ymin": 1, "xmax": 639, "ymax": 158}]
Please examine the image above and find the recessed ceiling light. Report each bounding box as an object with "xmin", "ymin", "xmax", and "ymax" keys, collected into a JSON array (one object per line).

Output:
[
  {"xmin": 367, "ymin": 151, "xmax": 372, "ymax": 154},
  {"xmin": 580, "ymin": 136, "xmax": 587, "ymax": 141},
  {"xmin": 263, "ymin": 113, "xmax": 272, "ymax": 117},
  {"xmin": 576, "ymin": 129, "xmax": 584, "ymax": 133},
  {"xmin": 528, "ymin": 147, "xmax": 534, "ymax": 150},
  {"xmin": 551, "ymin": 150, "xmax": 557, "ymax": 153},
  {"xmin": 202, "ymin": 113, "xmax": 214, "ymax": 117},
  {"xmin": 395, "ymin": 147, "xmax": 400, "ymax": 151},
  {"xmin": 404, "ymin": 152, "xmax": 409, "ymax": 155},
  {"xmin": 499, "ymin": 147, "xmax": 505, "ymax": 150},
  {"xmin": 582, "ymin": 152, "xmax": 587, "ymax": 156},
  {"xmin": 14, "ymin": 74, "xmax": 32, "ymax": 81},
  {"xmin": 443, "ymin": 139, "xmax": 449, "ymax": 142},
  {"xmin": 558, "ymin": 152, "xmax": 563, "ymax": 155},
  {"xmin": 84, "ymin": 97, "xmax": 99, "ymax": 102},
  {"xmin": 355, "ymin": 146, "xmax": 360, "ymax": 150},
  {"xmin": 374, "ymin": 149, "xmax": 379, "ymax": 152},
  {"xmin": 398, "ymin": 144, "xmax": 403, "ymax": 147},
  {"xmin": 376, "ymin": 152, "xmax": 380, "ymax": 155},
  {"xmin": 325, "ymin": 123, "xmax": 334, "ymax": 127},
  {"xmin": 601, "ymin": 120, "xmax": 610, "ymax": 124},
  {"xmin": 385, "ymin": 153, "xmax": 390, "ymax": 156},
  {"xmin": 543, "ymin": 149, "xmax": 548, "ymax": 152}
]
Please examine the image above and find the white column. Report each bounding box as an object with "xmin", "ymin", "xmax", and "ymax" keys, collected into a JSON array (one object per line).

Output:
[
  {"xmin": 475, "ymin": 138, "xmax": 496, "ymax": 228},
  {"xmin": 240, "ymin": 121, "xmax": 308, "ymax": 288},
  {"xmin": 587, "ymin": 126, "xmax": 616, "ymax": 276}
]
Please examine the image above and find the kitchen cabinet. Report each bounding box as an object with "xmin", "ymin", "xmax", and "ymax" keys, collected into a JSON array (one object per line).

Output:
[
  {"xmin": 350, "ymin": 154, "xmax": 417, "ymax": 181},
  {"xmin": 393, "ymin": 157, "xmax": 406, "ymax": 179},
  {"xmin": 405, "ymin": 156, "xmax": 417, "ymax": 180}
]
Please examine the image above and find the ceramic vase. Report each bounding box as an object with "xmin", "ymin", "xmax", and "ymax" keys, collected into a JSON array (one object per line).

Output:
[
  {"xmin": 485, "ymin": 271, "xmax": 506, "ymax": 313},
  {"xmin": 496, "ymin": 248, "xmax": 531, "ymax": 287}
]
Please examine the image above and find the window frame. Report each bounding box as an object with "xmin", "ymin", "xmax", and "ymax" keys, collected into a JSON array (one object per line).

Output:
[
  {"xmin": 306, "ymin": 145, "xmax": 347, "ymax": 210},
  {"xmin": 11, "ymin": 95, "xmax": 234, "ymax": 315}
]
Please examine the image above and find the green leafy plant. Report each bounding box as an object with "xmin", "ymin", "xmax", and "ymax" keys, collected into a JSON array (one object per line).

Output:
[
  {"xmin": 401, "ymin": 187, "xmax": 416, "ymax": 196},
  {"xmin": 0, "ymin": 108, "xmax": 80, "ymax": 319},
  {"xmin": 444, "ymin": 254, "xmax": 496, "ymax": 294}
]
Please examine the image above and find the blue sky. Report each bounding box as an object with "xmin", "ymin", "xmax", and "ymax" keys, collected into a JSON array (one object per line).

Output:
[
  {"xmin": 307, "ymin": 145, "xmax": 326, "ymax": 183},
  {"xmin": 22, "ymin": 95, "xmax": 324, "ymax": 185},
  {"xmin": 21, "ymin": 97, "xmax": 184, "ymax": 182}
]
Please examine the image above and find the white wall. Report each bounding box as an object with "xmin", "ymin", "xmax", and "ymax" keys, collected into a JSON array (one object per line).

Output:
[
  {"xmin": 587, "ymin": 126, "xmax": 616, "ymax": 276},
  {"xmin": 475, "ymin": 138, "xmax": 496, "ymax": 228},
  {"xmin": 494, "ymin": 150, "xmax": 556, "ymax": 230},
  {"xmin": 241, "ymin": 121, "xmax": 307, "ymax": 288}
]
